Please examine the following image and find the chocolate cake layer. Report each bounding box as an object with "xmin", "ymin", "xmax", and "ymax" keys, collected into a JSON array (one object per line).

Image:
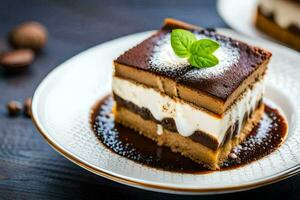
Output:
[
  {"xmin": 114, "ymin": 94, "xmax": 263, "ymax": 150},
  {"xmin": 115, "ymin": 19, "xmax": 271, "ymax": 114}
]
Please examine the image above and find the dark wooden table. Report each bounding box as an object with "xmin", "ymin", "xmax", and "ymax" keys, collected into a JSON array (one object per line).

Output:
[{"xmin": 0, "ymin": 0, "xmax": 299, "ymax": 199}]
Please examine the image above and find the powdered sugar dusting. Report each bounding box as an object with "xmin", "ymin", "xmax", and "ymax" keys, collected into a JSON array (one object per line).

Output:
[
  {"xmin": 149, "ymin": 34, "xmax": 189, "ymax": 74},
  {"xmin": 149, "ymin": 33, "xmax": 240, "ymax": 79},
  {"xmin": 233, "ymin": 113, "xmax": 274, "ymax": 155}
]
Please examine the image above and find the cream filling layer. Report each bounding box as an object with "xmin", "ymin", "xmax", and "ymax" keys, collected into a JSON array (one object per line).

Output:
[
  {"xmin": 112, "ymin": 77, "xmax": 264, "ymax": 143},
  {"xmin": 259, "ymin": 0, "xmax": 300, "ymax": 28}
]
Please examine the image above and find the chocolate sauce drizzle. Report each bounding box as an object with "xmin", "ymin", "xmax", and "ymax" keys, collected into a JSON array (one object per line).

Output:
[{"xmin": 92, "ymin": 95, "xmax": 287, "ymax": 173}]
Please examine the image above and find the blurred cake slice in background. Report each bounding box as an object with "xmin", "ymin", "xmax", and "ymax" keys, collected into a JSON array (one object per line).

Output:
[{"xmin": 255, "ymin": 0, "xmax": 300, "ymax": 51}]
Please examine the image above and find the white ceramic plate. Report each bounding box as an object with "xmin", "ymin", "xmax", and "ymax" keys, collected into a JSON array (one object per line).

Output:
[
  {"xmin": 217, "ymin": 0, "xmax": 280, "ymax": 42},
  {"xmin": 32, "ymin": 29, "xmax": 300, "ymax": 195}
]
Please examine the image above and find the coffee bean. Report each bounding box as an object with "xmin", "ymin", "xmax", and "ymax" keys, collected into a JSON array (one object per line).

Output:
[
  {"xmin": 9, "ymin": 21, "xmax": 47, "ymax": 51},
  {"xmin": 0, "ymin": 49, "xmax": 34, "ymax": 72},
  {"xmin": 7, "ymin": 101, "xmax": 22, "ymax": 117},
  {"xmin": 24, "ymin": 97, "xmax": 32, "ymax": 118}
]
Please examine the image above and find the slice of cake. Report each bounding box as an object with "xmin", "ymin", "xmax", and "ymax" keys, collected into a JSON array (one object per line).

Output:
[
  {"xmin": 112, "ymin": 18, "xmax": 272, "ymax": 170},
  {"xmin": 255, "ymin": 0, "xmax": 300, "ymax": 51}
]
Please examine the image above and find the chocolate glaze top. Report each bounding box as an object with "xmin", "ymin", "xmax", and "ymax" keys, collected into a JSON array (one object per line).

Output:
[{"xmin": 115, "ymin": 21, "xmax": 272, "ymax": 100}]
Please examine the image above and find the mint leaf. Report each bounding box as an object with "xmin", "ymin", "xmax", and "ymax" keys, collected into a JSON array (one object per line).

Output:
[
  {"xmin": 189, "ymin": 39, "xmax": 220, "ymax": 55},
  {"xmin": 170, "ymin": 29, "xmax": 221, "ymax": 68},
  {"xmin": 187, "ymin": 39, "xmax": 220, "ymax": 68},
  {"xmin": 188, "ymin": 54, "xmax": 219, "ymax": 68},
  {"xmin": 171, "ymin": 29, "xmax": 196, "ymax": 58}
]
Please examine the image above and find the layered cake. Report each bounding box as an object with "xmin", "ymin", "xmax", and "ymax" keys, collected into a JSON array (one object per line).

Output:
[
  {"xmin": 112, "ymin": 19, "xmax": 272, "ymax": 170},
  {"xmin": 255, "ymin": 0, "xmax": 300, "ymax": 51}
]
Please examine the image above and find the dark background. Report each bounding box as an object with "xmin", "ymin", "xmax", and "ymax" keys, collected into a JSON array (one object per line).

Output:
[{"xmin": 0, "ymin": 0, "xmax": 299, "ymax": 199}]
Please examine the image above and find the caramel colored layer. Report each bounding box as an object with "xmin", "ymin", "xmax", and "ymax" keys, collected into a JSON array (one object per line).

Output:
[{"xmin": 114, "ymin": 61, "xmax": 267, "ymax": 115}]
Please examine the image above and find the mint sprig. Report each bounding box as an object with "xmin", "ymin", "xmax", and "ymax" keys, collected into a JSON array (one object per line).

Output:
[{"xmin": 170, "ymin": 29, "xmax": 220, "ymax": 68}]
